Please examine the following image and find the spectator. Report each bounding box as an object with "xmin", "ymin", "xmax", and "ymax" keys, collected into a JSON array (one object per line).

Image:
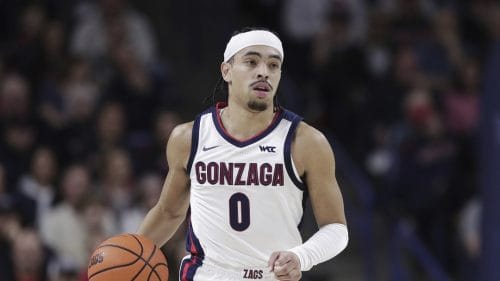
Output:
[
  {"xmin": 0, "ymin": 122, "xmax": 36, "ymax": 192},
  {"xmin": 94, "ymin": 101, "xmax": 128, "ymax": 152},
  {"xmin": 104, "ymin": 42, "xmax": 166, "ymax": 132},
  {"xmin": 70, "ymin": 0, "xmax": 158, "ymax": 67},
  {"xmin": 442, "ymin": 58, "xmax": 480, "ymax": 217},
  {"xmin": 443, "ymin": 58, "xmax": 480, "ymax": 138},
  {"xmin": 97, "ymin": 149, "xmax": 135, "ymax": 214},
  {"xmin": 280, "ymin": 0, "xmax": 329, "ymax": 81},
  {"xmin": 311, "ymin": 4, "xmax": 370, "ymax": 161},
  {"xmin": 0, "ymin": 73, "xmax": 32, "ymax": 124},
  {"xmin": 129, "ymin": 110, "xmax": 182, "ymax": 175},
  {"xmin": 47, "ymin": 194, "xmax": 117, "ymax": 281},
  {"xmin": 3, "ymin": 3, "xmax": 46, "ymax": 86},
  {"xmin": 415, "ymin": 7, "xmax": 464, "ymax": 91},
  {"xmin": 15, "ymin": 146, "xmax": 58, "ymax": 228},
  {"xmin": 119, "ymin": 173, "xmax": 162, "ymax": 234},
  {"xmin": 39, "ymin": 165, "xmax": 93, "ymax": 272},
  {"xmin": 40, "ymin": 20, "xmax": 68, "ymax": 81},
  {"xmin": 0, "ymin": 199, "xmax": 18, "ymax": 281},
  {"xmin": 385, "ymin": 0, "xmax": 433, "ymax": 47},
  {"xmin": 82, "ymin": 194, "xmax": 118, "ymax": 255},
  {"xmin": 390, "ymin": 89, "xmax": 457, "ymax": 271},
  {"xmin": 11, "ymin": 228, "xmax": 50, "ymax": 281},
  {"xmin": 0, "ymin": 163, "xmax": 21, "ymax": 281}
]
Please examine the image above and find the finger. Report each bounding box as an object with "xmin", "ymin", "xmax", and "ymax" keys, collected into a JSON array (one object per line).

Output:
[
  {"xmin": 273, "ymin": 253, "xmax": 296, "ymax": 274},
  {"xmin": 275, "ymin": 273, "xmax": 296, "ymax": 281},
  {"xmin": 275, "ymin": 269, "xmax": 301, "ymax": 281},
  {"xmin": 268, "ymin": 251, "xmax": 281, "ymax": 272},
  {"xmin": 274, "ymin": 253, "xmax": 294, "ymax": 273},
  {"xmin": 274, "ymin": 253, "xmax": 293, "ymax": 267},
  {"xmin": 274, "ymin": 263, "xmax": 293, "ymax": 276},
  {"xmin": 276, "ymin": 272, "xmax": 293, "ymax": 280}
]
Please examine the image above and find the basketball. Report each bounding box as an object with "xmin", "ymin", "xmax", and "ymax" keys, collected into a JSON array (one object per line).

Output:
[{"xmin": 88, "ymin": 233, "xmax": 169, "ymax": 281}]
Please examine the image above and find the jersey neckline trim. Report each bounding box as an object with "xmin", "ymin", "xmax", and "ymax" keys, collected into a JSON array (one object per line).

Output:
[{"xmin": 211, "ymin": 102, "xmax": 284, "ymax": 147}]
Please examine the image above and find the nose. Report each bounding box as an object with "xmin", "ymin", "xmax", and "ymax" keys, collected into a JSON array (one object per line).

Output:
[{"xmin": 256, "ymin": 63, "xmax": 269, "ymax": 80}]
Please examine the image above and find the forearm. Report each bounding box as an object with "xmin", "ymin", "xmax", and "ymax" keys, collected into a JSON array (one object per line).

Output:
[
  {"xmin": 137, "ymin": 204, "xmax": 186, "ymax": 247},
  {"xmin": 289, "ymin": 223, "xmax": 348, "ymax": 271}
]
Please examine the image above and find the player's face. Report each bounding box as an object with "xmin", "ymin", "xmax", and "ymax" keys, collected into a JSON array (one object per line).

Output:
[{"xmin": 222, "ymin": 45, "xmax": 282, "ymax": 112}]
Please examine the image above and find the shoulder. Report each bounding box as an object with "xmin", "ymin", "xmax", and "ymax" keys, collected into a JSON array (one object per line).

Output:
[
  {"xmin": 294, "ymin": 122, "xmax": 331, "ymax": 149},
  {"xmin": 166, "ymin": 121, "xmax": 194, "ymax": 163},
  {"xmin": 291, "ymin": 122, "xmax": 335, "ymax": 174},
  {"xmin": 169, "ymin": 121, "xmax": 194, "ymax": 143}
]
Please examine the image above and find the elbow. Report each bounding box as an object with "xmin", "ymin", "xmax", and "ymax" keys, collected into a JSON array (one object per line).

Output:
[{"xmin": 156, "ymin": 201, "xmax": 187, "ymax": 222}]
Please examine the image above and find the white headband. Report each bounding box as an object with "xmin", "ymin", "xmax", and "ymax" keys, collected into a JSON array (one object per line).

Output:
[{"xmin": 223, "ymin": 30, "xmax": 284, "ymax": 62}]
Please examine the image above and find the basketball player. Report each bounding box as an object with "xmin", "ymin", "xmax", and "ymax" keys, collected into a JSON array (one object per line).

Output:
[{"xmin": 137, "ymin": 28, "xmax": 348, "ymax": 281}]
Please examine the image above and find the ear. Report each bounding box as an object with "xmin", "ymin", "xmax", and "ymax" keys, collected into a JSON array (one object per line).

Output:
[{"xmin": 221, "ymin": 62, "xmax": 231, "ymax": 83}]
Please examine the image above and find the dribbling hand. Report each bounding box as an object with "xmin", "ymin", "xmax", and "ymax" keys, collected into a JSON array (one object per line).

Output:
[{"xmin": 268, "ymin": 251, "xmax": 302, "ymax": 281}]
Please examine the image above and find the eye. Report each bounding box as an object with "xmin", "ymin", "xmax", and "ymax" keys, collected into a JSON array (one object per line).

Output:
[
  {"xmin": 269, "ymin": 62, "xmax": 280, "ymax": 70},
  {"xmin": 245, "ymin": 59, "xmax": 257, "ymax": 66}
]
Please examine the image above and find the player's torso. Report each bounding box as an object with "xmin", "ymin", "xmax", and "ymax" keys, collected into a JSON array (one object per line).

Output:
[{"xmin": 187, "ymin": 106, "xmax": 306, "ymax": 271}]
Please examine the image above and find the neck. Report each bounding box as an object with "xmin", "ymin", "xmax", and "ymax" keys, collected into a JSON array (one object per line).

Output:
[{"xmin": 220, "ymin": 101, "xmax": 276, "ymax": 141}]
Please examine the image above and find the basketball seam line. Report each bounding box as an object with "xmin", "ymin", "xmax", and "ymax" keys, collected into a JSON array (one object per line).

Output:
[{"xmin": 89, "ymin": 234, "xmax": 163, "ymax": 280}]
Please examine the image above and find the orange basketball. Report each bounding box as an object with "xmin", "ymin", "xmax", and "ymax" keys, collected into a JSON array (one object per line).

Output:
[{"xmin": 88, "ymin": 233, "xmax": 169, "ymax": 281}]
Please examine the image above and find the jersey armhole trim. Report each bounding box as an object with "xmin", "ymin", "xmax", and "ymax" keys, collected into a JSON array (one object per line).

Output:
[
  {"xmin": 284, "ymin": 112, "xmax": 306, "ymax": 191},
  {"xmin": 186, "ymin": 111, "xmax": 205, "ymax": 174}
]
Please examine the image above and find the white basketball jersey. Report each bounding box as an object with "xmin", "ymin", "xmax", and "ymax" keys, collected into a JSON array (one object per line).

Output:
[{"xmin": 181, "ymin": 104, "xmax": 306, "ymax": 280}]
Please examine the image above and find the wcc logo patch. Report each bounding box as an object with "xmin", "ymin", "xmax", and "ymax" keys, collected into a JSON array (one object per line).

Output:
[{"xmin": 259, "ymin": 145, "xmax": 276, "ymax": 153}]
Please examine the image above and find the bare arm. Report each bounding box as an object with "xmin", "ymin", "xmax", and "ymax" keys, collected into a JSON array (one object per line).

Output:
[
  {"xmin": 293, "ymin": 122, "xmax": 346, "ymax": 227},
  {"xmin": 137, "ymin": 122, "xmax": 193, "ymax": 247}
]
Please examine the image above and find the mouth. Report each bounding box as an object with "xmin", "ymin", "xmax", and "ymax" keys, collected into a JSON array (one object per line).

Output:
[{"xmin": 251, "ymin": 81, "xmax": 272, "ymax": 97}]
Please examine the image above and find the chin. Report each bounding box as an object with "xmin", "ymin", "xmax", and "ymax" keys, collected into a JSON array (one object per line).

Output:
[{"xmin": 247, "ymin": 100, "xmax": 268, "ymax": 112}]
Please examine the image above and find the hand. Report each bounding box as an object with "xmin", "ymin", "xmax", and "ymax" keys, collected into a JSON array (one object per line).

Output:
[{"xmin": 268, "ymin": 251, "xmax": 302, "ymax": 281}]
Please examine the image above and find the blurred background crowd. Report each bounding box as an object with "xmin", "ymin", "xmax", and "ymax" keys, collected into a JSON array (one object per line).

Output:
[{"xmin": 0, "ymin": 0, "xmax": 499, "ymax": 280}]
